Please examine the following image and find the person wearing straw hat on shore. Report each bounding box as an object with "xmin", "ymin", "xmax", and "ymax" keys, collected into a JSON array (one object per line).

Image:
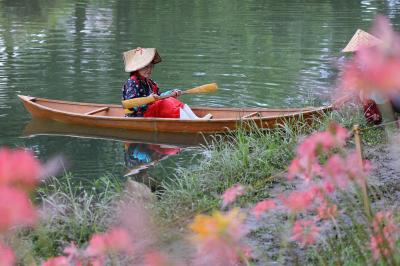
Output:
[
  {"xmin": 122, "ymin": 47, "xmax": 212, "ymax": 119},
  {"xmin": 334, "ymin": 29, "xmax": 400, "ymax": 125}
]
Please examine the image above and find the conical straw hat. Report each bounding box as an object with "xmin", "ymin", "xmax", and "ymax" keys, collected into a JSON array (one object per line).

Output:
[
  {"xmin": 342, "ymin": 29, "xmax": 382, "ymax": 53},
  {"xmin": 123, "ymin": 47, "xmax": 162, "ymax": 72}
]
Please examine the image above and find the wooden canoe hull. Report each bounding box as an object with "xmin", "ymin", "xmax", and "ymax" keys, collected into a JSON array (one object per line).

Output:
[{"xmin": 18, "ymin": 95, "xmax": 332, "ymax": 133}]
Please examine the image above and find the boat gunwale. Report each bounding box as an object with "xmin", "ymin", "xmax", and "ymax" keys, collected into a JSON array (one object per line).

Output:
[{"xmin": 18, "ymin": 95, "xmax": 332, "ymax": 123}]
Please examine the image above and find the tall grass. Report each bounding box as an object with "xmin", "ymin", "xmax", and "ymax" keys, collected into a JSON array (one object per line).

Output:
[
  {"xmin": 12, "ymin": 174, "xmax": 124, "ymax": 263},
  {"xmin": 156, "ymin": 108, "xmax": 379, "ymax": 224}
]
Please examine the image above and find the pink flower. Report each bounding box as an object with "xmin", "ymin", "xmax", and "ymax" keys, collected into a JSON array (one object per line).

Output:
[
  {"xmin": 42, "ymin": 256, "xmax": 69, "ymax": 266},
  {"xmin": 345, "ymin": 152, "xmax": 371, "ymax": 187},
  {"xmin": 85, "ymin": 227, "xmax": 133, "ymax": 257},
  {"xmin": 144, "ymin": 251, "xmax": 172, "ymax": 266},
  {"xmin": 280, "ymin": 189, "xmax": 315, "ymax": 213},
  {"xmin": 291, "ymin": 219, "xmax": 320, "ymax": 246},
  {"xmin": 0, "ymin": 148, "xmax": 41, "ymax": 192},
  {"xmin": 369, "ymin": 211, "xmax": 398, "ymax": 261},
  {"xmin": 317, "ymin": 202, "xmax": 338, "ymax": 220},
  {"xmin": 251, "ymin": 199, "xmax": 276, "ymax": 219},
  {"xmin": 0, "ymin": 187, "xmax": 36, "ymax": 232},
  {"xmin": 370, "ymin": 234, "xmax": 396, "ymax": 261},
  {"xmin": 323, "ymin": 155, "xmax": 348, "ymax": 189},
  {"xmin": 221, "ymin": 184, "xmax": 245, "ymax": 208},
  {"xmin": 340, "ymin": 16, "xmax": 400, "ymax": 95},
  {"xmin": 190, "ymin": 209, "xmax": 249, "ymax": 265},
  {"xmin": 0, "ymin": 242, "xmax": 15, "ymax": 266}
]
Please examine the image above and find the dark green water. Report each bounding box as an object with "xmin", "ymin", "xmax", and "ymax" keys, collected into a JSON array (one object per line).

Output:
[{"xmin": 1, "ymin": 0, "xmax": 400, "ymax": 179}]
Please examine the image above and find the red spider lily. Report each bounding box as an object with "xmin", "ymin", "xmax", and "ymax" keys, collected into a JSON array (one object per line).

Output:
[
  {"xmin": 192, "ymin": 238, "xmax": 250, "ymax": 266},
  {"xmin": 221, "ymin": 184, "xmax": 245, "ymax": 208},
  {"xmin": 190, "ymin": 208, "xmax": 250, "ymax": 266},
  {"xmin": 251, "ymin": 199, "xmax": 276, "ymax": 219},
  {"xmin": 291, "ymin": 219, "xmax": 320, "ymax": 247},
  {"xmin": 0, "ymin": 242, "xmax": 15, "ymax": 266},
  {"xmin": 85, "ymin": 227, "xmax": 133, "ymax": 258},
  {"xmin": 0, "ymin": 148, "xmax": 41, "ymax": 192},
  {"xmin": 288, "ymin": 124, "xmax": 349, "ymax": 182},
  {"xmin": 42, "ymin": 256, "xmax": 69, "ymax": 266},
  {"xmin": 144, "ymin": 250, "xmax": 178, "ymax": 266},
  {"xmin": 345, "ymin": 152, "xmax": 371, "ymax": 187},
  {"xmin": 340, "ymin": 16, "xmax": 400, "ymax": 96},
  {"xmin": 280, "ymin": 189, "xmax": 316, "ymax": 213},
  {"xmin": 322, "ymin": 154, "xmax": 349, "ymax": 190},
  {"xmin": 317, "ymin": 202, "xmax": 338, "ymax": 220},
  {"xmin": 369, "ymin": 211, "xmax": 398, "ymax": 261},
  {"xmin": 0, "ymin": 187, "xmax": 36, "ymax": 232},
  {"xmin": 371, "ymin": 211, "xmax": 398, "ymax": 258}
]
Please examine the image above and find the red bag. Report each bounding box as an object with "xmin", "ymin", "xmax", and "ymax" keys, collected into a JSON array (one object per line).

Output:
[{"xmin": 363, "ymin": 99, "xmax": 382, "ymax": 125}]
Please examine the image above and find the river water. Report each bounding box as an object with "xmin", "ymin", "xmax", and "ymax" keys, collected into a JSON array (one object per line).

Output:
[{"xmin": 1, "ymin": 0, "xmax": 399, "ymax": 179}]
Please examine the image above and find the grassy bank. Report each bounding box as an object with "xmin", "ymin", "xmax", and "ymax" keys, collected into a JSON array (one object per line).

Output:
[{"xmin": 155, "ymin": 107, "xmax": 385, "ymax": 224}]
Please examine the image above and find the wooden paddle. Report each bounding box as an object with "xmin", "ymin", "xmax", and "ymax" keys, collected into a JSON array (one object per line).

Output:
[{"xmin": 122, "ymin": 83, "xmax": 218, "ymax": 109}]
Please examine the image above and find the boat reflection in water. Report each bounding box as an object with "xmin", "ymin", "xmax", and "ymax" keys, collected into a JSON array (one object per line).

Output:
[
  {"xmin": 123, "ymin": 142, "xmax": 181, "ymax": 189},
  {"xmin": 21, "ymin": 119, "xmax": 201, "ymax": 188},
  {"xmin": 22, "ymin": 118, "xmax": 209, "ymax": 146}
]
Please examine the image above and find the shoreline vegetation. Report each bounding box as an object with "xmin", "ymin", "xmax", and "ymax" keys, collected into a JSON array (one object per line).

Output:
[{"xmin": 9, "ymin": 106, "xmax": 399, "ymax": 264}]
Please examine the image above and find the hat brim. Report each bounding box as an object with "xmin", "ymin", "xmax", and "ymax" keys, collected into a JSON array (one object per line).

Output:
[
  {"xmin": 123, "ymin": 48, "xmax": 162, "ymax": 73},
  {"xmin": 342, "ymin": 29, "xmax": 382, "ymax": 53}
]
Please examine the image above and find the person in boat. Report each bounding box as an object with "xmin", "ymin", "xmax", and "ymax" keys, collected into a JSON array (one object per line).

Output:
[
  {"xmin": 334, "ymin": 29, "xmax": 400, "ymax": 125},
  {"xmin": 122, "ymin": 47, "xmax": 212, "ymax": 119}
]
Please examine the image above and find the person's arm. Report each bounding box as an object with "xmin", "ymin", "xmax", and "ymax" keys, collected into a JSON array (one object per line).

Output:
[{"xmin": 160, "ymin": 89, "xmax": 182, "ymax": 98}]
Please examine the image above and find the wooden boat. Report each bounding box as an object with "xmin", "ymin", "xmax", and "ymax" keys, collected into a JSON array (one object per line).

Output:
[{"xmin": 18, "ymin": 95, "xmax": 332, "ymax": 133}]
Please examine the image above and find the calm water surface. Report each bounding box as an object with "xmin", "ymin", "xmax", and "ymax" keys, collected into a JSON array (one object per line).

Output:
[{"xmin": 1, "ymin": 0, "xmax": 400, "ymax": 179}]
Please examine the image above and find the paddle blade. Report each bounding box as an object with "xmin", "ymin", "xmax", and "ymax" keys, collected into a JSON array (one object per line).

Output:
[
  {"xmin": 185, "ymin": 83, "xmax": 218, "ymax": 94},
  {"xmin": 122, "ymin": 95, "xmax": 156, "ymax": 109}
]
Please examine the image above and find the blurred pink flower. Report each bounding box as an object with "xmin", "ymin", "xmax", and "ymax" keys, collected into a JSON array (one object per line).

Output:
[
  {"xmin": 0, "ymin": 186, "xmax": 36, "ymax": 232},
  {"xmin": 280, "ymin": 189, "xmax": 315, "ymax": 213},
  {"xmin": 369, "ymin": 211, "xmax": 398, "ymax": 261},
  {"xmin": 190, "ymin": 208, "xmax": 249, "ymax": 266},
  {"xmin": 192, "ymin": 238, "xmax": 250, "ymax": 266},
  {"xmin": 291, "ymin": 219, "xmax": 319, "ymax": 246},
  {"xmin": 0, "ymin": 148, "xmax": 41, "ymax": 192},
  {"xmin": 144, "ymin": 250, "xmax": 174, "ymax": 266},
  {"xmin": 42, "ymin": 256, "xmax": 69, "ymax": 266},
  {"xmin": 221, "ymin": 184, "xmax": 245, "ymax": 208},
  {"xmin": 85, "ymin": 227, "xmax": 133, "ymax": 258},
  {"xmin": 340, "ymin": 16, "xmax": 400, "ymax": 96},
  {"xmin": 323, "ymin": 154, "xmax": 348, "ymax": 189},
  {"xmin": 0, "ymin": 242, "xmax": 15, "ymax": 266},
  {"xmin": 345, "ymin": 152, "xmax": 371, "ymax": 187},
  {"xmin": 251, "ymin": 199, "xmax": 276, "ymax": 219},
  {"xmin": 317, "ymin": 202, "xmax": 338, "ymax": 220},
  {"xmin": 288, "ymin": 123, "xmax": 348, "ymax": 182},
  {"xmin": 370, "ymin": 234, "xmax": 396, "ymax": 261}
]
